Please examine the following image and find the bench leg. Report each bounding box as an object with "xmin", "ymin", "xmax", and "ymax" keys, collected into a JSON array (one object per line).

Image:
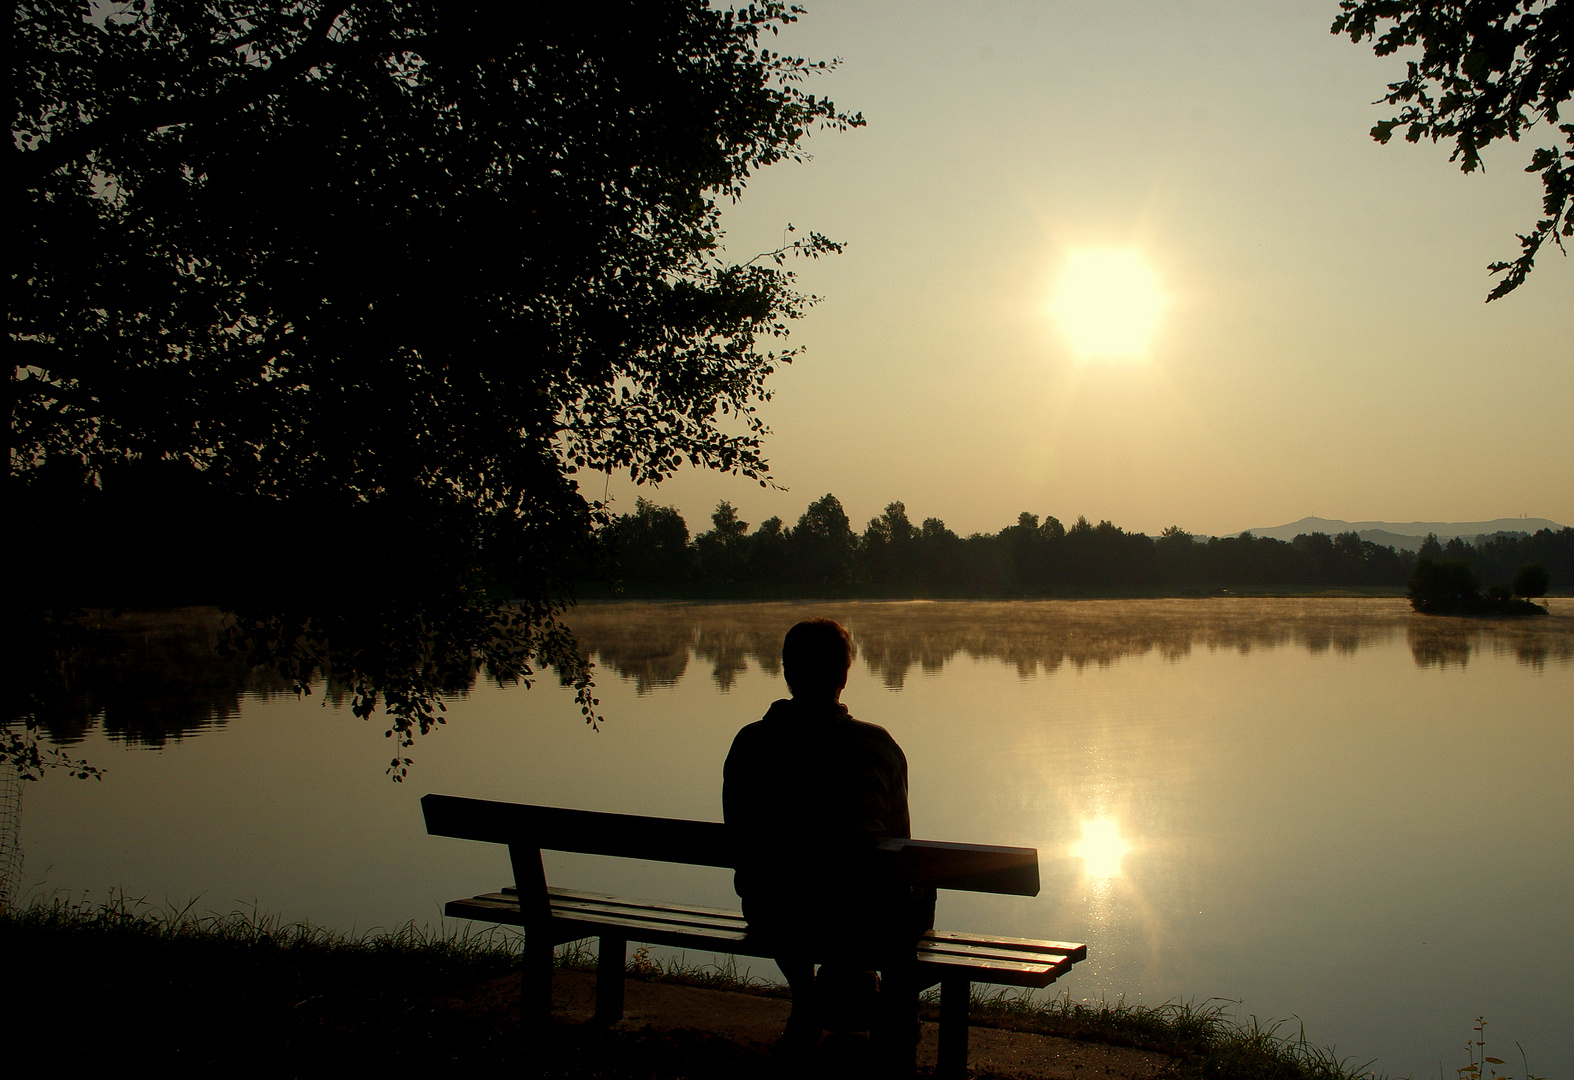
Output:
[
  {"xmin": 522, "ymin": 934, "xmax": 555, "ymax": 1034},
  {"xmin": 938, "ymin": 975, "xmax": 970, "ymax": 1079},
  {"xmin": 595, "ymin": 935, "xmax": 627, "ymax": 1024},
  {"xmin": 875, "ymin": 961, "xmax": 920, "ymax": 1078}
]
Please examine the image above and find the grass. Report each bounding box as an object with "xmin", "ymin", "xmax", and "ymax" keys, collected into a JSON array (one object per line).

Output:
[
  {"xmin": 4, "ymin": 891, "xmax": 773, "ymax": 1077},
  {"xmin": 1, "ymin": 895, "xmax": 1543, "ymax": 1080},
  {"xmin": 959, "ymin": 986, "xmax": 1383, "ymax": 1079}
]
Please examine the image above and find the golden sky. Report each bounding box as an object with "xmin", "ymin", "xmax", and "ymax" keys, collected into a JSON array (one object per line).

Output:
[{"xmin": 604, "ymin": 1, "xmax": 1573, "ymax": 539}]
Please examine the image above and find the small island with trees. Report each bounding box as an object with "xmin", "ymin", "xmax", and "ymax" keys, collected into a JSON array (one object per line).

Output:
[{"xmin": 1407, "ymin": 535, "xmax": 1551, "ymax": 617}]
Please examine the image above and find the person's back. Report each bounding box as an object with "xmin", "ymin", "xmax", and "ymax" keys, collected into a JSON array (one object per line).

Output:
[
  {"xmin": 724, "ymin": 694, "xmax": 911, "ymax": 943},
  {"xmin": 722, "ymin": 618, "xmax": 928, "ymax": 1061}
]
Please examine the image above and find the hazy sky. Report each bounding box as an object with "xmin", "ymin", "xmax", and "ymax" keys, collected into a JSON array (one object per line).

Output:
[{"xmin": 602, "ymin": 1, "xmax": 1572, "ymax": 539}]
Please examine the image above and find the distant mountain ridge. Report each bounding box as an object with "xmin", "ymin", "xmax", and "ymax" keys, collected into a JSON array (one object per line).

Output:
[{"xmin": 1241, "ymin": 516, "xmax": 1566, "ymax": 552}]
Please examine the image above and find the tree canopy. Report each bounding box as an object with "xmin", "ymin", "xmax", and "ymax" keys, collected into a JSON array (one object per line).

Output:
[
  {"xmin": 1332, "ymin": 0, "xmax": 1572, "ymax": 299},
  {"xmin": 9, "ymin": 1, "xmax": 860, "ymax": 777}
]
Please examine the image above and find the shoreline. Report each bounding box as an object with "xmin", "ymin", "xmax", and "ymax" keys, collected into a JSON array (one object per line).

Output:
[{"xmin": 2, "ymin": 898, "xmax": 1395, "ymax": 1078}]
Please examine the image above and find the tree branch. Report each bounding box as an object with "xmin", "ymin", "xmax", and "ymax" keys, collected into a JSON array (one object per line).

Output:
[{"xmin": 14, "ymin": 4, "xmax": 351, "ymax": 190}]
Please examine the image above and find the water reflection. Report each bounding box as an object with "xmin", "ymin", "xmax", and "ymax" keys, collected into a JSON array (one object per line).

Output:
[
  {"xmin": 11, "ymin": 609, "xmax": 296, "ymax": 747},
  {"xmin": 1073, "ymin": 819, "xmax": 1130, "ymax": 878},
  {"xmin": 1405, "ymin": 615, "xmax": 1569, "ymax": 671},
  {"xmin": 568, "ymin": 599, "xmax": 1574, "ymax": 692},
  {"xmin": 10, "ymin": 600, "xmax": 1570, "ymax": 746}
]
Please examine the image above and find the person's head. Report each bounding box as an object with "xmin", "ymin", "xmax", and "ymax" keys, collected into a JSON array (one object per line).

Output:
[{"xmin": 781, "ymin": 618, "xmax": 854, "ymax": 702}]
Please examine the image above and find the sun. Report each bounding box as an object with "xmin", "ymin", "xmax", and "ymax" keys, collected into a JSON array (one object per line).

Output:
[{"xmin": 1048, "ymin": 249, "xmax": 1166, "ymax": 360}]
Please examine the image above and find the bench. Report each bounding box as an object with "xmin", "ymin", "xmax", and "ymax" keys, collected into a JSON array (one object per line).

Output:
[{"xmin": 422, "ymin": 794, "xmax": 1087, "ymax": 1078}]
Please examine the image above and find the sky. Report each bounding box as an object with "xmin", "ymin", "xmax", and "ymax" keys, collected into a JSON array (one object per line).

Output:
[{"xmin": 602, "ymin": 1, "xmax": 1573, "ymax": 540}]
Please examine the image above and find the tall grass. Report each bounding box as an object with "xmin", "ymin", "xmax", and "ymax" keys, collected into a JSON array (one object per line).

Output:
[{"xmin": 6, "ymin": 888, "xmax": 523, "ymax": 974}]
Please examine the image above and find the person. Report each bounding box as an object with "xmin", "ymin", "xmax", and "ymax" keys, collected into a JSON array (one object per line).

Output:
[{"xmin": 722, "ymin": 618, "xmax": 932, "ymax": 1064}]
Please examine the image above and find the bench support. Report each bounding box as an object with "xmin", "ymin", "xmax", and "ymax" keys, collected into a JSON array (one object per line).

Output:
[
  {"xmin": 509, "ymin": 842, "xmax": 556, "ymax": 1033},
  {"xmin": 938, "ymin": 975, "xmax": 970, "ymax": 1079},
  {"xmin": 522, "ymin": 936, "xmax": 555, "ymax": 1033},
  {"xmin": 595, "ymin": 936, "xmax": 627, "ymax": 1024}
]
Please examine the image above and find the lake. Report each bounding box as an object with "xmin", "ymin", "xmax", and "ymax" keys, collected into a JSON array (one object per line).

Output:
[{"xmin": 9, "ymin": 598, "xmax": 1573, "ymax": 1079}]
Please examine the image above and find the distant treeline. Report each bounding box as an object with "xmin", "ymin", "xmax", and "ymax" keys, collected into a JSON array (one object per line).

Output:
[{"xmin": 592, "ymin": 495, "xmax": 1573, "ymax": 597}]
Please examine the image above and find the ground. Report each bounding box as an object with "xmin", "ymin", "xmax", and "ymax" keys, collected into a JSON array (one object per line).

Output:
[{"xmin": 446, "ymin": 968, "xmax": 1176, "ymax": 1079}]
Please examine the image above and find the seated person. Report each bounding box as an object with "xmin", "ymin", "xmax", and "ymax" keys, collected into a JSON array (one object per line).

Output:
[{"xmin": 722, "ymin": 618, "xmax": 932, "ymax": 1055}]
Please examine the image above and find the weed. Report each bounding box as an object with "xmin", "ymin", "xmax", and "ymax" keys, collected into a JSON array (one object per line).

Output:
[{"xmin": 1455, "ymin": 1017, "xmax": 1544, "ymax": 1080}]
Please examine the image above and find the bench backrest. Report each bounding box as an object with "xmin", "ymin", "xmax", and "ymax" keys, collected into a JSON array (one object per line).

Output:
[{"xmin": 422, "ymin": 794, "xmax": 1040, "ymax": 897}]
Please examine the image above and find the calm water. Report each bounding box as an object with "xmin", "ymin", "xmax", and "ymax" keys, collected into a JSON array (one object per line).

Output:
[{"xmin": 12, "ymin": 599, "xmax": 1574, "ymax": 1078}]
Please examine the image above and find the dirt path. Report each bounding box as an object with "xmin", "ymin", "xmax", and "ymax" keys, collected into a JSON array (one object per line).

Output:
[{"xmin": 454, "ymin": 970, "xmax": 1175, "ymax": 1079}]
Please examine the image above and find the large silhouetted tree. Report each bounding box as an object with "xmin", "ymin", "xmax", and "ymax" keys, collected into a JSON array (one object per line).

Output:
[
  {"xmin": 791, "ymin": 493, "xmax": 856, "ymax": 586},
  {"xmin": 9, "ymin": 1, "xmax": 859, "ymax": 777},
  {"xmin": 1333, "ymin": 0, "xmax": 1572, "ymax": 299},
  {"xmin": 694, "ymin": 501, "xmax": 750, "ymax": 583}
]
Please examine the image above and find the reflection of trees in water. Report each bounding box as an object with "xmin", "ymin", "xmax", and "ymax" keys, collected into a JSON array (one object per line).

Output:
[
  {"xmin": 12, "ymin": 609, "xmax": 294, "ymax": 747},
  {"xmin": 565, "ymin": 598, "xmax": 1574, "ymax": 690},
  {"xmin": 11, "ymin": 607, "xmax": 519, "ymax": 750},
  {"xmin": 1406, "ymin": 615, "xmax": 1573, "ymax": 671},
  {"xmin": 15, "ymin": 603, "xmax": 1570, "ymax": 746}
]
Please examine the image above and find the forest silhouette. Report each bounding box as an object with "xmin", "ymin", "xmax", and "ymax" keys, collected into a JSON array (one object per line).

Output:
[{"xmin": 592, "ymin": 496, "xmax": 1572, "ymax": 600}]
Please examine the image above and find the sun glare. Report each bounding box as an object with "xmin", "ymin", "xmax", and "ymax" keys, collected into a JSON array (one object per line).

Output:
[
  {"xmin": 1072, "ymin": 818, "xmax": 1130, "ymax": 878},
  {"xmin": 1048, "ymin": 249, "xmax": 1166, "ymax": 360}
]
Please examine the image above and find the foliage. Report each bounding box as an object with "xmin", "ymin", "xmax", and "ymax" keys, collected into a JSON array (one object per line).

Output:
[
  {"xmin": 1408, "ymin": 555, "xmax": 1484, "ymax": 612},
  {"xmin": 1512, "ymin": 562, "xmax": 1550, "ymax": 598},
  {"xmin": 2, "ymin": 610, "xmax": 105, "ymax": 781},
  {"xmin": 1406, "ymin": 534, "xmax": 1559, "ymax": 614},
  {"xmin": 590, "ymin": 497, "xmax": 1514, "ymax": 595},
  {"xmin": 790, "ymin": 492, "xmax": 857, "ymax": 585},
  {"xmin": 692, "ymin": 500, "xmax": 752, "ymax": 584},
  {"xmin": 1454, "ymin": 1016, "xmax": 1545, "ymax": 1080},
  {"xmin": 602, "ymin": 497, "xmax": 695, "ymax": 585},
  {"xmin": 1332, "ymin": 0, "xmax": 1573, "ymax": 299},
  {"xmin": 9, "ymin": 1, "xmax": 860, "ymax": 776}
]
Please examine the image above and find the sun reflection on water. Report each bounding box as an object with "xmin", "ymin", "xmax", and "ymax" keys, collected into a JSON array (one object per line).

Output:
[{"xmin": 1072, "ymin": 818, "xmax": 1130, "ymax": 878}]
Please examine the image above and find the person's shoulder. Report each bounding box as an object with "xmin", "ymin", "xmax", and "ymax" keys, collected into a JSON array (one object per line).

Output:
[
  {"xmin": 843, "ymin": 715, "xmax": 895, "ymax": 740},
  {"xmin": 841, "ymin": 714, "xmax": 906, "ymax": 759},
  {"xmin": 726, "ymin": 700, "xmax": 793, "ymax": 750}
]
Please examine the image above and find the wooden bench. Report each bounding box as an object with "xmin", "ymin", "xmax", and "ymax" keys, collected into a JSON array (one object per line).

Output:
[{"xmin": 422, "ymin": 794, "xmax": 1086, "ymax": 1078}]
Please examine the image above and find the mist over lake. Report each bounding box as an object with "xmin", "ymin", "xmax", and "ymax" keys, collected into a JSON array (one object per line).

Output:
[{"xmin": 10, "ymin": 598, "xmax": 1572, "ymax": 1079}]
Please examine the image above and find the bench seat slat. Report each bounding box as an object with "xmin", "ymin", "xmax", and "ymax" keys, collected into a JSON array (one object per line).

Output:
[
  {"xmin": 535, "ymin": 887, "xmax": 752, "ymax": 924},
  {"xmin": 548, "ymin": 909, "xmax": 756, "ymax": 949},
  {"xmin": 919, "ymin": 955, "xmax": 1059, "ymax": 977},
  {"xmin": 917, "ymin": 957, "xmax": 1069, "ymax": 988},
  {"xmin": 916, "ymin": 951, "xmax": 1060, "ymax": 975},
  {"xmin": 549, "ymin": 898, "xmax": 747, "ymax": 934},
  {"xmin": 448, "ymin": 890, "xmax": 1080, "ymax": 984},
  {"xmin": 926, "ymin": 929, "xmax": 1088, "ymax": 957},
  {"xmin": 480, "ymin": 890, "xmax": 749, "ymax": 934},
  {"xmin": 917, "ymin": 939, "xmax": 1084, "ymax": 966},
  {"xmin": 446, "ymin": 897, "xmax": 528, "ymax": 924}
]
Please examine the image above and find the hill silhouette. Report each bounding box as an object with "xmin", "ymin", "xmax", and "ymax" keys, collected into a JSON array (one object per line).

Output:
[{"xmin": 1243, "ymin": 517, "xmax": 1564, "ymax": 551}]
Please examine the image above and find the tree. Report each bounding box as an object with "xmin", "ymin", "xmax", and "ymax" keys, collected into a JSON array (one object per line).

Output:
[
  {"xmin": 604, "ymin": 498, "xmax": 692, "ymax": 584},
  {"xmin": 9, "ymin": 1, "xmax": 860, "ymax": 777},
  {"xmin": 693, "ymin": 500, "xmax": 749, "ymax": 583},
  {"xmin": 1333, "ymin": 0, "xmax": 1572, "ymax": 299},
  {"xmin": 790, "ymin": 493, "xmax": 855, "ymax": 586},
  {"xmin": 1513, "ymin": 561, "xmax": 1551, "ymax": 598},
  {"xmin": 1408, "ymin": 556, "xmax": 1483, "ymax": 612},
  {"xmin": 861, "ymin": 501, "xmax": 915, "ymax": 585}
]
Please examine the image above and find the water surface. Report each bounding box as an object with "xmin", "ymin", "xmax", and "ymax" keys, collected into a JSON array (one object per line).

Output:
[{"xmin": 13, "ymin": 598, "xmax": 1573, "ymax": 1079}]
